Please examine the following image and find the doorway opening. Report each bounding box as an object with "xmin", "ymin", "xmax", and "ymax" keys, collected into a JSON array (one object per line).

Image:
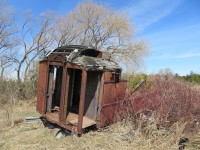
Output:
[
  {"xmin": 67, "ymin": 69, "xmax": 82, "ymax": 114},
  {"xmin": 46, "ymin": 65, "xmax": 63, "ymax": 112}
]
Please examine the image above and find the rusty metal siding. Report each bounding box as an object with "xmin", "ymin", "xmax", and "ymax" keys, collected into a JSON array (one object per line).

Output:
[
  {"xmin": 97, "ymin": 72, "xmax": 127, "ymax": 127},
  {"xmin": 104, "ymin": 72, "xmax": 113, "ymax": 81},
  {"xmin": 97, "ymin": 51, "xmax": 103, "ymax": 58},
  {"xmin": 48, "ymin": 55, "xmax": 65, "ymax": 62},
  {"xmin": 36, "ymin": 61, "xmax": 48, "ymax": 115}
]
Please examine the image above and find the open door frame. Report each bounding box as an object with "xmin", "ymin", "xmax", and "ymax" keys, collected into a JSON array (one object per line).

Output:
[
  {"xmin": 77, "ymin": 70, "xmax": 87, "ymax": 134},
  {"xmin": 58, "ymin": 64, "xmax": 88, "ymax": 134}
]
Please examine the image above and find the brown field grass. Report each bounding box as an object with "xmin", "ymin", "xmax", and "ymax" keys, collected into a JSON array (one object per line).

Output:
[{"xmin": 0, "ymin": 101, "xmax": 199, "ymax": 150}]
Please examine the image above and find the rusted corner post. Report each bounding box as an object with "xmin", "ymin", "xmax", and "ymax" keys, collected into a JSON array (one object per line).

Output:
[
  {"xmin": 36, "ymin": 61, "xmax": 48, "ymax": 115},
  {"xmin": 77, "ymin": 70, "xmax": 87, "ymax": 135},
  {"xmin": 59, "ymin": 64, "xmax": 69, "ymax": 123}
]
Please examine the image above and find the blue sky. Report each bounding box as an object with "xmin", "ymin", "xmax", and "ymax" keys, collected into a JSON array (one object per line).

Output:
[{"xmin": 7, "ymin": 0, "xmax": 200, "ymax": 75}]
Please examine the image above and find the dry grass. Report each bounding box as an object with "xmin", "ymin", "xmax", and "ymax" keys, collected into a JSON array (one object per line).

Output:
[
  {"xmin": 0, "ymin": 120, "xmax": 183, "ymax": 150},
  {"xmin": 1, "ymin": 102, "xmax": 199, "ymax": 150},
  {"xmin": 0, "ymin": 99, "xmax": 38, "ymax": 127}
]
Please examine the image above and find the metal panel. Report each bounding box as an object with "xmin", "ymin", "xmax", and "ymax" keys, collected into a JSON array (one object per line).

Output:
[
  {"xmin": 36, "ymin": 61, "xmax": 48, "ymax": 115},
  {"xmin": 77, "ymin": 70, "xmax": 87, "ymax": 135},
  {"xmin": 84, "ymin": 72, "xmax": 102, "ymax": 119},
  {"xmin": 49, "ymin": 61, "xmax": 63, "ymax": 66},
  {"xmin": 67, "ymin": 63, "xmax": 82, "ymax": 70},
  {"xmin": 48, "ymin": 55, "xmax": 65, "ymax": 62},
  {"xmin": 98, "ymin": 79, "xmax": 127, "ymax": 127},
  {"xmin": 104, "ymin": 72, "xmax": 113, "ymax": 81},
  {"xmin": 59, "ymin": 64, "xmax": 69, "ymax": 123}
]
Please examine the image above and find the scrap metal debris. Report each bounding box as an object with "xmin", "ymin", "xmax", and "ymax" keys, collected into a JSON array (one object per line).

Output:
[{"xmin": 24, "ymin": 117, "xmax": 42, "ymax": 124}]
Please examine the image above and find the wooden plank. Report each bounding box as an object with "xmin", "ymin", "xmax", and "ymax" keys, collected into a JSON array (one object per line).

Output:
[
  {"xmin": 69, "ymin": 116, "xmax": 96, "ymax": 128},
  {"xmin": 46, "ymin": 112, "xmax": 96, "ymax": 129},
  {"xmin": 59, "ymin": 65, "xmax": 69, "ymax": 123},
  {"xmin": 46, "ymin": 66, "xmax": 54, "ymax": 112}
]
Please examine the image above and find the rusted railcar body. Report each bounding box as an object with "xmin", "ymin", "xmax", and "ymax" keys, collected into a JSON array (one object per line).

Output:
[{"xmin": 36, "ymin": 45, "xmax": 127, "ymax": 135}]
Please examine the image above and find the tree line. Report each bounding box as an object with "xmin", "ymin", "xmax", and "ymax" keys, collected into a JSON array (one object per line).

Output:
[{"xmin": 176, "ymin": 72, "xmax": 200, "ymax": 84}]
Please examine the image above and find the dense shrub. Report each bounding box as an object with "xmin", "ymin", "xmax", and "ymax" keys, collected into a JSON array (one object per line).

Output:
[
  {"xmin": 0, "ymin": 79, "xmax": 37, "ymax": 105},
  {"xmin": 120, "ymin": 74, "xmax": 200, "ymax": 127},
  {"xmin": 0, "ymin": 62, "xmax": 38, "ymax": 105}
]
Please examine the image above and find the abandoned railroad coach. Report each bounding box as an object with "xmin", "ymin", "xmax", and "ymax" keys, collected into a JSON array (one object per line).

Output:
[{"xmin": 36, "ymin": 45, "xmax": 127, "ymax": 135}]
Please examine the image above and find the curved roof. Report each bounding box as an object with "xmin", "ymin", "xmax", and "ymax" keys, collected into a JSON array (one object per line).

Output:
[{"xmin": 46, "ymin": 45, "xmax": 101, "ymax": 57}]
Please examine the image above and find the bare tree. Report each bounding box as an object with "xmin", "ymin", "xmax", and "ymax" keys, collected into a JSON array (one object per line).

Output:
[
  {"xmin": 51, "ymin": 15, "xmax": 79, "ymax": 47},
  {"xmin": 53, "ymin": 1, "xmax": 148, "ymax": 68},
  {"xmin": 0, "ymin": 1, "xmax": 17, "ymax": 78},
  {"xmin": 0, "ymin": 1, "xmax": 16, "ymax": 53},
  {"xmin": 14, "ymin": 11, "xmax": 54, "ymax": 82},
  {"xmin": 0, "ymin": 57, "xmax": 12, "ymax": 79},
  {"xmin": 0, "ymin": 50, "xmax": 16, "ymax": 79}
]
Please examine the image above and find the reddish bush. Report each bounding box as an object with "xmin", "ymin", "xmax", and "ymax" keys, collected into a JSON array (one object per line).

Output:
[{"xmin": 120, "ymin": 74, "xmax": 200, "ymax": 126}]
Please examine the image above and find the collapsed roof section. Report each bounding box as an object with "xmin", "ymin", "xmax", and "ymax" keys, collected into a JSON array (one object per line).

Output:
[
  {"xmin": 46, "ymin": 45, "xmax": 121, "ymax": 72},
  {"xmin": 71, "ymin": 56, "xmax": 120, "ymax": 71}
]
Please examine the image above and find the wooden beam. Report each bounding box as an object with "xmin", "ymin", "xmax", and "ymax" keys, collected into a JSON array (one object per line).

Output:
[{"xmin": 46, "ymin": 66, "xmax": 54, "ymax": 112}]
